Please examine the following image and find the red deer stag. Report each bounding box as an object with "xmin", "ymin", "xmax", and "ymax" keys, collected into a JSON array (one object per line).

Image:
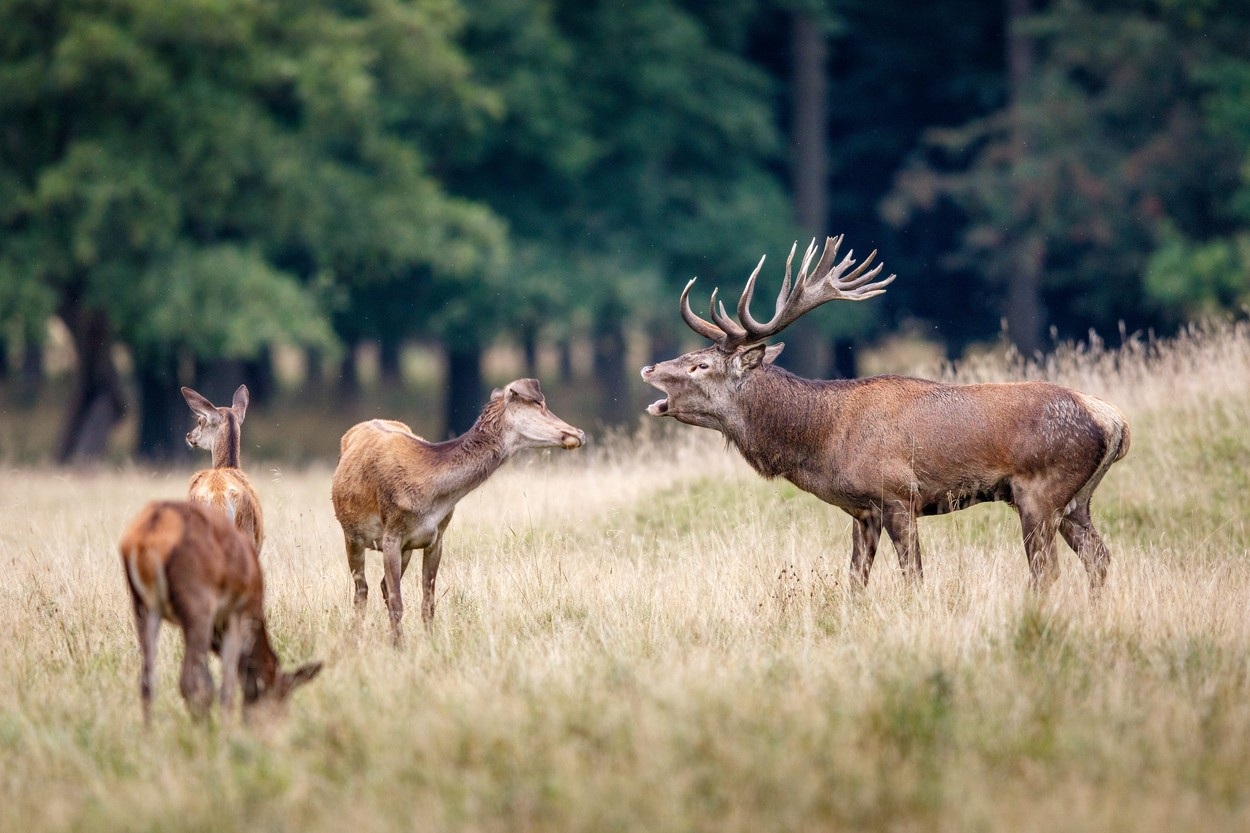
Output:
[
  {"xmin": 120, "ymin": 500, "xmax": 322, "ymax": 723},
  {"xmin": 332, "ymin": 378, "xmax": 585, "ymax": 642},
  {"xmin": 641, "ymin": 236, "xmax": 1129, "ymax": 592},
  {"xmin": 182, "ymin": 385, "xmax": 263, "ymax": 555}
]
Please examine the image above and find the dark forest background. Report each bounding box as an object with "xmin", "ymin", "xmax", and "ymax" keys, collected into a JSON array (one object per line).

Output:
[{"xmin": 3, "ymin": 0, "xmax": 1250, "ymax": 462}]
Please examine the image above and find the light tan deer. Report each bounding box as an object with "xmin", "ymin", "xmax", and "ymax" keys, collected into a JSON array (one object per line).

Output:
[
  {"xmin": 331, "ymin": 378, "xmax": 585, "ymax": 642},
  {"xmin": 182, "ymin": 385, "xmax": 263, "ymax": 556},
  {"xmin": 641, "ymin": 236, "xmax": 1130, "ymax": 593},
  {"xmin": 120, "ymin": 500, "xmax": 322, "ymax": 723}
]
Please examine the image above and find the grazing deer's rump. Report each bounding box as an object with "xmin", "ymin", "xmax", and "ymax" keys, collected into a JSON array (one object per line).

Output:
[
  {"xmin": 119, "ymin": 500, "xmax": 321, "ymax": 723},
  {"xmin": 641, "ymin": 235, "xmax": 1129, "ymax": 592},
  {"xmin": 182, "ymin": 384, "xmax": 264, "ymax": 555},
  {"xmin": 331, "ymin": 378, "xmax": 585, "ymax": 643}
]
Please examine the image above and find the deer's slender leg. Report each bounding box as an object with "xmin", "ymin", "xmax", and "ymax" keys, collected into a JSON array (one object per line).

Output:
[
  {"xmin": 882, "ymin": 500, "xmax": 923, "ymax": 583},
  {"xmin": 421, "ymin": 538, "xmax": 444, "ymax": 626},
  {"xmin": 178, "ymin": 617, "xmax": 215, "ymax": 720},
  {"xmin": 1060, "ymin": 501, "xmax": 1110, "ymax": 595},
  {"xmin": 1017, "ymin": 494, "xmax": 1061, "ymax": 593},
  {"xmin": 217, "ymin": 614, "xmax": 245, "ymax": 715},
  {"xmin": 849, "ymin": 508, "xmax": 883, "ymax": 587},
  {"xmin": 345, "ymin": 534, "xmax": 367, "ymax": 608},
  {"xmin": 381, "ymin": 532, "xmax": 405, "ymax": 644},
  {"xmin": 132, "ymin": 596, "xmax": 160, "ymax": 725}
]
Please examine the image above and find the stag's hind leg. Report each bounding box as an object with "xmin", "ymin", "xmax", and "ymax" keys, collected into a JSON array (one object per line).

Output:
[
  {"xmin": 1060, "ymin": 501, "xmax": 1110, "ymax": 595},
  {"xmin": 849, "ymin": 508, "xmax": 883, "ymax": 587},
  {"xmin": 1015, "ymin": 488, "xmax": 1062, "ymax": 593},
  {"xmin": 882, "ymin": 501, "xmax": 923, "ymax": 583}
]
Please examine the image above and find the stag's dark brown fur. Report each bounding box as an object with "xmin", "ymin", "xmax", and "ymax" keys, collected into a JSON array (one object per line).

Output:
[
  {"xmin": 120, "ymin": 501, "xmax": 321, "ymax": 723},
  {"xmin": 642, "ymin": 237, "xmax": 1129, "ymax": 592}
]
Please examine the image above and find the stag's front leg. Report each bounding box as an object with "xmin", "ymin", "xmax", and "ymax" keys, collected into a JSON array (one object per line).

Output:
[
  {"xmin": 849, "ymin": 508, "xmax": 883, "ymax": 587},
  {"xmin": 380, "ymin": 532, "xmax": 405, "ymax": 645},
  {"xmin": 882, "ymin": 501, "xmax": 923, "ymax": 583}
]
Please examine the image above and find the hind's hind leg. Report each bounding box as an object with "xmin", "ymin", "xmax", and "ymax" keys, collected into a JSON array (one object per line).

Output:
[{"xmin": 1060, "ymin": 501, "xmax": 1110, "ymax": 594}]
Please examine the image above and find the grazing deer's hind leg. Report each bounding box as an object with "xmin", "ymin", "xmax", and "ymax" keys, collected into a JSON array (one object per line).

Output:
[
  {"xmin": 882, "ymin": 501, "xmax": 923, "ymax": 583},
  {"xmin": 849, "ymin": 508, "xmax": 883, "ymax": 587},
  {"xmin": 133, "ymin": 598, "xmax": 161, "ymax": 725},
  {"xmin": 178, "ymin": 618, "xmax": 215, "ymax": 719},
  {"xmin": 1060, "ymin": 501, "xmax": 1110, "ymax": 594},
  {"xmin": 217, "ymin": 613, "xmax": 246, "ymax": 715},
  {"xmin": 345, "ymin": 534, "xmax": 367, "ymax": 608}
]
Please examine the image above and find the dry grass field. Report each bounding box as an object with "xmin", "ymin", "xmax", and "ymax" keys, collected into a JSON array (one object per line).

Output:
[{"xmin": 2, "ymin": 324, "xmax": 1250, "ymax": 832}]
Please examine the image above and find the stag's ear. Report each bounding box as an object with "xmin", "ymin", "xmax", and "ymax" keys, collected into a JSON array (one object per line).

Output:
[
  {"xmin": 732, "ymin": 343, "xmax": 769, "ymax": 379},
  {"xmin": 181, "ymin": 387, "xmax": 216, "ymax": 419},
  {"xmin": 490, "ymin": 387, "xmax": 504, "ymax": 401},
  {"xmin": 231, "ymin": 384, "xmax": 249, "ymax": 423},
  {"xmin": 764, "ymin": 343, "xmax": 785, "ymax": 365}
]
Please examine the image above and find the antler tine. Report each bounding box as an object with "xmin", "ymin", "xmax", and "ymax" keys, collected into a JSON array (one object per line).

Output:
[
  {"xmin": 679, "ymin": 277, "xmax": 727, "ymax": 344},
  {"xmin": 710, "ymin": 288, "xmax": 748, "ymax": 342},
  {"xmin": 736, "ymin": 254, "xmax": 767, "ymax": 330},
  {"xmin": 821, "ymin": 249, "xmax": 897, "ymax": 299}
]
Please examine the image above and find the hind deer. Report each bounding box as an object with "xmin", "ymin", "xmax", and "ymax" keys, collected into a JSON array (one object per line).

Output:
[
  {"xmin": 641, "ymin": 236, "xmax": 1129, "ymax": 593},
  {"xmin": 331, "ymin": 378, "xmax": 585, "ymax": 642},
  {"xmin": 120, "ymin": 500, "xmax": 322, "ymax": 723},
  {"xmin": 182, "ymin": 385, "xmax": 263, "ymax": 556}
]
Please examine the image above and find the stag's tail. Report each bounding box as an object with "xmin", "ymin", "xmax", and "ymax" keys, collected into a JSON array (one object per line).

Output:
[{"xmin": 1072, "ymin": 393, "xmax": 1130, "ymax": 507}]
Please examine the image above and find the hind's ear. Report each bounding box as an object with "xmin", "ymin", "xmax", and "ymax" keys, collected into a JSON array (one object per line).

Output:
[
  {"xmin": 231, "ymin": 385, "xmax": 250, "ymax": 422},
  {"xmin": 286, "ymin": 661, "xmax": 322, "ymax": 695},
  {"xmin": 181, "ymin": 387, "xmax": 216, "ymax": 418}
]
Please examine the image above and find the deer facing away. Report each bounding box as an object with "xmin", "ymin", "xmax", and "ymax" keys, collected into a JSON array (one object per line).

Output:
[
  {"xmin": 182, "ymin": 384, "xmax": 264, "ymax": 556},
  {"xmin": 331, "ymin": 378, "xmax": 585, "ymax": 641},
  {"xmin": 641, "ymin": 236, "xmax": 1129, "ymax": 592},
  {"xmin": 119, "ymin": 500, "xmax": 322, "ymax": 723}
]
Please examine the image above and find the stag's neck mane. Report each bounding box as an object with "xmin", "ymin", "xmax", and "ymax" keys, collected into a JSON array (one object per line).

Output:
[{"xmin": 722, "ymin": 366, "xmax": 857, "ymax": 479}]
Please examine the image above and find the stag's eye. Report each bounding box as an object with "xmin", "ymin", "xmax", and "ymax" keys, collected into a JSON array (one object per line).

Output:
[{"xmin": 690, "ymin": 363, "xmax": 709, "ymax": 373}]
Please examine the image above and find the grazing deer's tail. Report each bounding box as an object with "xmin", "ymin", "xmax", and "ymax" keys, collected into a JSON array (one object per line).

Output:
[{"xmin": 120, "ymin": 502, "xmax": 185, "ymax": 617}]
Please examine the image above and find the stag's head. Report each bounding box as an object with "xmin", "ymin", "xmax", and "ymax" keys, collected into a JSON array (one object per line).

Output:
[
  {"xmin": 641, "ymin": 236, "xmax": 894, "ymax": 430},
  {"xmin": 491, "ymin": 378, "xmax": 586, "ymax": 451},
  {"xmin": 182, "ymin": 384, "xmax": 249, "ymax": 452}
]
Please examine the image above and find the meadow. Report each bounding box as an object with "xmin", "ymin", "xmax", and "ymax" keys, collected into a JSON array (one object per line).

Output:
[{"xmin": 2, "ymin": 324, "xmax": 1250, "ymax": 832}]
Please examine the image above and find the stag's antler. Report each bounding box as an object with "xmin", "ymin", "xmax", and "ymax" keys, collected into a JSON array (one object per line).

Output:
[{"xmin": 679, "ymin": 236, "xmax": 896, "ymax": 352}]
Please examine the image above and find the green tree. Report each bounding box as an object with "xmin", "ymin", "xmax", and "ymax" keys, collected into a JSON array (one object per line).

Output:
[
  {"xmin": 0, "ymin": 0, "xmax": 504, "ymax": 460},
  {"xmin": 884, "ymin": 0, "xmax": 1249, "ymax": 352}
]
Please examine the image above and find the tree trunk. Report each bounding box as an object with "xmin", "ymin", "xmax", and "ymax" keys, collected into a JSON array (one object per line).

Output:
[
  {"xmin": 593, "ymin": 298, "xmax": 628, "ymax": 425},
  {"xmin": 135, "ymin": 352, "xmax": 183, "ymax": 462},
  {"xmin": 56, "ymin": 304, "xmax": 126, "ymax": 464},
  {"xmin": 786, "ymin": 11, "xmax": 832, "ymax": 379},
  {"xmin": 18, "ymin": 338, "xmax": 44, "ymax": 406},
  {"xmin": 1005, "ymin": 0, "xmax": 1045, "ymax": 356},
  {"xmin": 557, "ymin": 339, "xmax": 574, "ymax": 383},
  {"xmin": 378, "ymin": 336, "xmax": 403, "ymax": 386},
  {"xmin": 337, "ymin": 341, "xmax": 360, "ymax": 399},
  {"xmin": 520, "ymin": 322, "xmax": 540, "ymax": 378},
  {"xmin": 829, "ymin": 336, "xmax": 858, "ymax": 379},
  {"xmin": 444, "ymin": 341, "xmax": 484, "ymax": 437},
  {"xmin": 242, "ymin": 346, "xmax": 276, "ymax": 404}
]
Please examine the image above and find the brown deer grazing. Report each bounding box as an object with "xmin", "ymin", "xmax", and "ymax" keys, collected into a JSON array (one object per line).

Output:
[
  {"xmin": 119, "ymin": 500, "xmax": 322, "ymax": 723},
  {"xmin": 182, "ymin": 385, "xmax": 264, "ymax": 556},
  {"xmin": 331, "ymin": 378, "xmax": 585, "ymax": 641},
  {"xmin": 641, "ymin": 236, "xmax": 1129, "ymax": 593}
]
